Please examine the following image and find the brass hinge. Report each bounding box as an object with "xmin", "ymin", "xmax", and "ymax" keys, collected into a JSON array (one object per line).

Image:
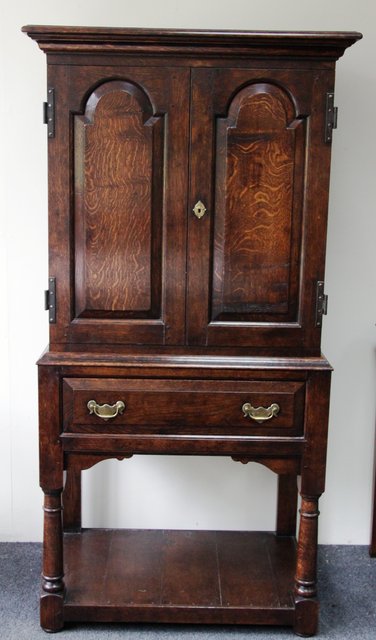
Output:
[
  {"xmin": 43, "ymin": 88, "xmax": 55, "ymax": 138},
  {"xmin": 44, "ymin": 277, "xmax": 56, "ymax": 323},
  {"xmin": 325, "ymin": 92, "xmax": 338, "ymax": 143},
  {"xmin": 315, "ymin": 281, "xmax": 328, "ymax": 327}
]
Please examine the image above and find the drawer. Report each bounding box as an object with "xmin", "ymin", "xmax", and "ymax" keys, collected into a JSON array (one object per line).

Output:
[{"xmin": 63, "ymin": 378, "xmax": 305, "ymax": 437}]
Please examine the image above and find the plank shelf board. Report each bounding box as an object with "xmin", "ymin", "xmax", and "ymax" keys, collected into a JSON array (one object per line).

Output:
[{"xmin": 63, "ymin": 529, "xmax": 296, "ymax": 625}]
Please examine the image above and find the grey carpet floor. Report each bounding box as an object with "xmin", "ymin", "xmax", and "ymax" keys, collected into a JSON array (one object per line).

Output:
[{"xmin": 0, "ymin": 543, "xmax": 375, "ymax": 639}]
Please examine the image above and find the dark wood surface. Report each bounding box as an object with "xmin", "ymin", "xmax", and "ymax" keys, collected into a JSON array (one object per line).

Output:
[
  {"xmin": 63, "ymin": 529, "xmax": 296, "ymax": 624},
  {"xmin": 276, "ymin": 475, "xmax": 298, "ymax": 536},
  {"xmin": 24, "ymin": 25, "xmax": 361, "ymax": 636}
]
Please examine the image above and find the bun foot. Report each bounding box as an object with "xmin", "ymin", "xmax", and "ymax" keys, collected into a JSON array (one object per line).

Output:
[
  {"xmin": 294, "ymin": 597, "xmax": 319, "ymax": 637},
  {"xmin": 40, "ymin": 593, "xmax": 64, "ymax": 632}
]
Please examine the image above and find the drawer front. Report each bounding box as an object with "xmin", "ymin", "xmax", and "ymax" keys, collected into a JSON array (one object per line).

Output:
[{"xmin": 63, "ymin": 378, "xmax": 305, "ymax": 437}]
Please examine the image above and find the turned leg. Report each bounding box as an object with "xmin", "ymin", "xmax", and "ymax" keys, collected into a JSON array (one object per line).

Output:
[
  {"xmin": 63, "ymin": 469, "xmax": 82, "ymax": 532},
  {"xmin": 276, "ymin": 474, "xmax": 298, "ymax": 536},
  {"xmin": 40, "ymin": 490, "xmax": 64, "ymax": 632},
  {"xmin": 294, "ymin": 495, "xmax": 320, "ymax": 637}
]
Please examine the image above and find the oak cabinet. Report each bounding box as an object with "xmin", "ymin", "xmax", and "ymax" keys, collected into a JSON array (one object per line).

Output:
[
  {"xmin": 41, "ymin": 55, "xmax": 339, "ymax": 351},
  {"xmin": 23, "ymin": 25, "xmax": 361, "ymax": 635}
]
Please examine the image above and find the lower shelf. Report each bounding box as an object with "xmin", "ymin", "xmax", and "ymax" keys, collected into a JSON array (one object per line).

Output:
[{"xmin": 63, "ymin": 528, "xmax": 296, "ymax": 625}]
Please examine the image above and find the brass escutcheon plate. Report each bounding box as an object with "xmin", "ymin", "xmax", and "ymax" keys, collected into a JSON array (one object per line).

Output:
[{"xmin": 193, "ymin": 200, "xmax": 207, "ymax": 219}]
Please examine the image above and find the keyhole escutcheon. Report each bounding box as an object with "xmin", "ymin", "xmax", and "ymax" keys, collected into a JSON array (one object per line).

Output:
[{"xmin": 193, "ymin": 200, "xmax": 207, "ymax": 219}]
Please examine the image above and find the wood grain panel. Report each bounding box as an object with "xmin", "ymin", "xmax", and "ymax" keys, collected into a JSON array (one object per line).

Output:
[
  {"xmin": 74, "ymin": 80, "xmax": 163, "ymax": 318},
  {"xmin": 212, "ymin": 83, "xmax": 305, "ymax": 322}
]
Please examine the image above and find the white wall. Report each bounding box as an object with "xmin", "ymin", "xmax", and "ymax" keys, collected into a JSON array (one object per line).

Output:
[{"xmin": 1, "ymin": 0, "xmax": 375, "ymax": 543}]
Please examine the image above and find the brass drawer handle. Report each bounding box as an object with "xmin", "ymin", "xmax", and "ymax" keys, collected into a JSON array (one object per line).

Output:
[
  {"xmin": 87, "ymin": 399, "xmax": 125, "ymax": 421},
  {"xmin": 242, "ymin": 402, "xmax": 280, "ymax": 423}
]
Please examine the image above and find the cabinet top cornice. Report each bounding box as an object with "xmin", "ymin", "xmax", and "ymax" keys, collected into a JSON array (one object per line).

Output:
[{"xmin": 22, "ymin": 25, "xmax": 362, "ymax": 59}]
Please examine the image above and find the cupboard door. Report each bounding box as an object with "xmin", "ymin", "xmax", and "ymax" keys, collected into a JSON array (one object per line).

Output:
[
  {"xmin": 186, "ymin": 68, "xmax": 334, "ymax": 351},
  {"xmin": 48, "ymin": 66, "xmax": 189, "ymax": 346}
]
